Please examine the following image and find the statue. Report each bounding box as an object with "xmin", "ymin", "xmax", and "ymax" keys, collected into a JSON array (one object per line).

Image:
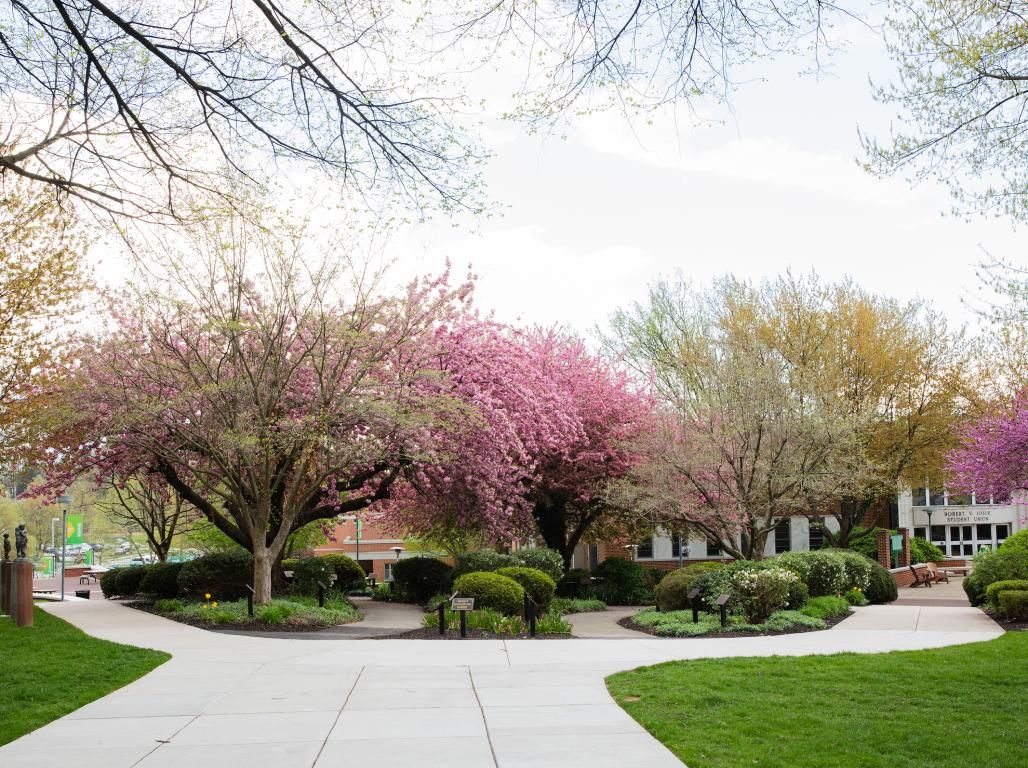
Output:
[
  {"xmin": 14, "ymin": 524, "xmax": 28, "ymax": 559},
  {"xmin": 2, "ymin": 531, "xmax": 9, "ymax": 561}
]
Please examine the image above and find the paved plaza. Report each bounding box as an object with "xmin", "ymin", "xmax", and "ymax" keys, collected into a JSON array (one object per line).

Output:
[{"xmin": 0, "ymin": 599, "xmax": 1001, "ymax": 768}]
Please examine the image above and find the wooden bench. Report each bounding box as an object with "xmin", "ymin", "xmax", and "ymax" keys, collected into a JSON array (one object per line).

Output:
[
  {"xmin": 908, "ymin": 564, "xmax": 932, "ymax": 588},
  {"xmin": 926, "ymin": 562, "xmax": 950, "ymax": 584}
]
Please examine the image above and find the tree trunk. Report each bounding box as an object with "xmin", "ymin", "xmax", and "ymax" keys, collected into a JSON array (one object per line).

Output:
[{"xmin": 252, "ymin": 543, "xmax": 273, "ymax": 605}]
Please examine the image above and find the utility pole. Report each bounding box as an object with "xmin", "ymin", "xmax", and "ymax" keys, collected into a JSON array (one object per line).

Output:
[{"xmin": 60, "ymin": 509, "xmax": 67, "ymax": 602}]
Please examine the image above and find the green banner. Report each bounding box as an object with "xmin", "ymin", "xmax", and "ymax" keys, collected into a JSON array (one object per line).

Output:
[{"xmin": 65, "ymin": 514, "xmax": 84, "ymax": 546}]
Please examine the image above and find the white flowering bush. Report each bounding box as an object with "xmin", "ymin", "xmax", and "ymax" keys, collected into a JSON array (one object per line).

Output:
[{"xmin": 731, "ymin": 567, "xmax": 798, "ymax": 624}]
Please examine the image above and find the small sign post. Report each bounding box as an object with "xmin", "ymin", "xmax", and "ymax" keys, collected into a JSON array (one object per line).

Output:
[
  {"xmin": 450, "ymin": 596, "xmax": 474, "ymax": 638},
  {"xmin": 687, "ymin": 588, "xmax": 701, "ymax": 624},
  {"xmin": 716, "ymin": 594, "xmax": 730, "ymax": 628}
]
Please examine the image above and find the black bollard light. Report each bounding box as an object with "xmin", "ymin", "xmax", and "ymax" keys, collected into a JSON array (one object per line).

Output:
[
  {"xmin": 716, "ymin": 594, "xmax": 730, "ymax": 627},
  {"xmin": 318, "ymin": 581, "xmax": 326, "ymax": 608},
  {"xmin": 688, "ymin": 588, "xmax": 700, "ymax": 624},
  {"xmin": 459, "ymin": 608, "xmax": 467, "ymax": 638},
  {"xmin": 438, "ymin": 601, "xmax": 446, "ymax": 635}
]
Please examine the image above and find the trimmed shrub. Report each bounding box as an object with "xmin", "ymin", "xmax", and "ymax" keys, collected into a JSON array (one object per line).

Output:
[
  {"xmin": 512, "ymin": 548, "xmax": 564, "ymax": 582},
  {"xmin": 178, "ymin": 551, "xmax": 252, "ymax": 599},
  {"xmin": 848, "ymin": 528, "xmax": 879, "ymax": 561},
  {"xmin": 910, "ymin": 537, "xmax": 946, "ymax": 564},
  {"xmin": 453, "ymin": 549, "xmax": 517, "ymax": 578},
  {"xmin": 452, "ymin": 572, "xmax": 524, "ymax": 616},
  {"xmin": 985, "ymin": 579, "xmax": 1028, "ymax": 610},
  {"xmin": 653, "ymin": 562, "xmax": 726, "ymax": 612},
  {"xmin": 138, "ymin": 562, "xmax": 183, "ymax": 599},
  {"xmin": 320, "ymin": 554, "xmax": 366, "ymax": 590},
  {"xmin": 495, "ymin": 566, "xmax": 555, "ymax": 611},
  {"xmin": 786, "ymin": 580, "xmax": 810, "ymax": 610},
  {"xmin": 291, "ymin": 556, "xmax": 336, "ymax": 594},
  {"xmin": 966, "ymin": 546, "xmax": 1028, "ymax": 606},
  {"xmin": 116, "ymin": 566, "xmax": 150, "ymax": 597},
  {"xmin": 392, "ymin": 557, "xmax": 454, "ymax": 604},
  {"xmin": 776, "ymin": 550, "xmax": 864, "ymax": 596},
  {"xmin": 800, "ymin": 596, "xmax": 851, "ymax": 620},
  {"xmin": 998, "ymin": 590, "xmax": 1028, "ymax": 620},
  {"xmin": 865, "ymin": 559, "xmax": 898, "ymax": 604},
  {"xmin": 100, "ymin": 568, "xmax": 124, "ymax": 598},
  {"xmin": 594, "ymin": 557, "xmax": 651, "ymax": 605},
  {"xmin": 732, "ymin": 567, "xmax": 798, "ymax": 624}
]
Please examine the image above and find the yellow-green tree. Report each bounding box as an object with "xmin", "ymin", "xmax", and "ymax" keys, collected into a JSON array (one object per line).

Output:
[{"xmin": 0, "ymin": 181, "xmax": 88, "ymax": 449}]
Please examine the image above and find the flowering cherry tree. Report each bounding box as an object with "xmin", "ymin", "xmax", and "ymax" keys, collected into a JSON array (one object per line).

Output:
[
  {"xmin": 947, "ymin": 391, "xmax": 1028, "ymax": 503},
  {"xmin": 34, "ymin": 247, "xmax": 472, "ymax": 603},
  {"xmin": 382, "ymin": 325, "xmax": 654, "ymax": 568}
]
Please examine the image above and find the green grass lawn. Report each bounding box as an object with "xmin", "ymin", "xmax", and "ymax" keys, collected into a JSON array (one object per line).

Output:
[
  {"xmin": 607, "ymin": 633, "xmax": 1027, "ymax": 768},
  {"xmin": 0, "ymin": 608, "xmax": 169, "ymax": 746}
]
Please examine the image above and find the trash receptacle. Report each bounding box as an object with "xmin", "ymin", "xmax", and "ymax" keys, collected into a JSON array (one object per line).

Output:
[{"xmin": 75, "ymin": 589, "xmax": 90, "ymax": 599}]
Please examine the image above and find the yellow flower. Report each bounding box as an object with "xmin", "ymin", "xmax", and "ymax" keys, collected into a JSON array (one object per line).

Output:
[
  {"xmin": 212, "ymin": 602, "xmax": 218, "ymax": 608},
  {"xmin": 205, "ymin": 593, "xmax": 211, "ymax": 600}
]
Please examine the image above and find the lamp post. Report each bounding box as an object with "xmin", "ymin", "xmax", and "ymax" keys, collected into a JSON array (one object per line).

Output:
[
  {"xmin": 389, "ymin": 546, "xmax": 403, "ymax": 586},
  {"xmin": 925, "ymin": 507, "xmax": 934, "ymax": 549},
  {"xmin": 624, "ymin": 544, "xmax": 638, "ymax": 562}
]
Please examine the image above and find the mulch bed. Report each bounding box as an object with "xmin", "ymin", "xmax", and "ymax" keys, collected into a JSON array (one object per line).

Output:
[
  {"xmin": 618, "ymin": 613, "xmax": 851, "ymax": 638},
  {"xmin": 987, "ymin": 615, "xmax": 1028, "ymax": 632},
  {"xmin": 126, "ymin": 601, "xmax": 355, "ymax": 633},
  {"xmin": 387, "ymin": 627, "xmax": 572, "ymax": 640}
]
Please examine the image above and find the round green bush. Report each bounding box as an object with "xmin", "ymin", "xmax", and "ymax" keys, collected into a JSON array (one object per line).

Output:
[
  {"xmin": 984, "ymin": 579, "xmax": 1028, "ymax": 610},
  {"xmin": 831, "ymin": 550, "xmax": 874, "ymax": 591},
  {"xmin": 320, "ymin": 554, "xmax": 366, "ymax": 590},
  {"xmin": 593, "ymin": 557, "xmax": 651, "ymax": 605},
  {"xmin": 116, "ymin": 565, "xmax": 150, "ymax": 597},
  {"xmin": 963, "ymin": 573, "xmax": 987, "ymax": 606},
  {"xmin": 865, "ymin": 559, "xmax": 898, "ymax": 604},
  {"xmin": 453, "ymin": 549, "xmax": 517, "ymax": 578},
  {"xmin": 452, "ymin": 571, "xmax": 525, "ymax": 616},
  {"xmin": 100, "ymin": 568, "xmax": 124, "ymax": 598},
  {"xmin": 654, "ymin": 569, "xmax": 696, "ymax": 612},
  {"xmin": 997, "ymin": 589, "xmax": 1028, "ymax": 620},
  {"xmin": 556, "ymin": 568, "xmax": 592, "ymax": 597},
  {"xmin": 291, "ymin": 556, "xmax": 336, "ymax": 594},
  {"xmin": 177, "ymin": 551, "xmax": 253, "ymax": 599},
  {"xmin": 138, "ymin": 562, "xmax": 183, "ymax": 599},
  {"xmin": 495, "ymin": 566, "xmax": 555, "ymax": 611},
  {"xmin": 392, "ymin": 557, "xmax": 454, "ymax": 604},
  {"xmin": 786, "ymin": 579, "xmax": 810, "ymax": 609},
  {"xmin": 512, "ymin": 548, "xmax": 564, "ymax": 582}
]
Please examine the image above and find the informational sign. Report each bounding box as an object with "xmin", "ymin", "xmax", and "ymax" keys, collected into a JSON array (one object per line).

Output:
[
  {"xmin": 65, "ymin": 514, "xmax": 84, "ymax": 545},
  {"xmin": 890, "ymin": 534, "xmax": 903, "ymax": 552},
  {"xmin": 450, "ymin": 597, "xmax": 475, "ymax": 611}
]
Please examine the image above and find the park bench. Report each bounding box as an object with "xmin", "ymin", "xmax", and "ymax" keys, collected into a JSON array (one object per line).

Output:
[
  {"xmin": 925, "ymin": 562, "xmax": 951, "ymax": 584},
  {"xmin": 908, "ymin": 564, "xmax": 932, "ymax": 588}
]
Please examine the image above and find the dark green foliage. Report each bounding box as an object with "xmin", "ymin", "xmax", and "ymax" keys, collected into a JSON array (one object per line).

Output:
[
  {"xmin": 281, "ymin": 558, "xmax": 299, "ymax": 573},
  {"xmin": 998, "ymin": 590, "xmax": 1028, "ymax": 620},
  {"xmin": 99, "ymin": 568, "xmax": 123, "ymax": 598},
  {"xmin": 291, "ymin": 556, "xmax": 335, "ymax": 594},
  {"xmin": 865, "ymin": 559, "xmax": 898, "ymax": 604},
  {"xmin": 965, "ymin": 546, "xmax": 1028, "ymax": 606},
  {"xmin": 786, "ymin": 580, "xmax": 810, "ymax": 609},
  {"xmin": 453, "ymin": 549, "xmax": 517, "ymax": 578},
  {"xmin": 495, "ymin": 566, "xmax": 555, "ymax": 610},
  {"xmin": 115, "ymin": 566, "xmax": 150, "ymax": 597},
  {"xmin": 177, "ymin": 551, "xmax": 253, "ymax": 599},
  {"xmin": 848, "ymin": 528, "xmax": 879, "ymax": 560},
  {"xmin": 594, "ymin": 557, "xmax": 652, "ymax": 605},
  {"xmin": 319, "ymin": 554, "xmax": 366, "ymax": 590},
  {"xmin": 799, "ymin": 596, "xmax": 851, "ymax": 620},
  {"xmin": 1001, "ymin": 529, "xmax": 1028, "ymax": 551},
  {"xmin": 512, "ymin": 548, "xmax": 564, "ymax": 582},
  {"xmin": 392, "ymin": 557, "xmax": 454, "ymax": 604},
  {"xmin": 909, "ymin": 537, "xmax": 945, "ymax": 564},
  {"xmin": 985, "ymin": 579, "xmax": 1028, "ymax": 610},
  {"xmin": 137, "ymin": 562, "xmax": 183, "ymax": 599},
  {"xmin": 652, "ymin": 562, "xmax": 726, "ymax": 611},
  {"xmin": 556, "ymin": 568, "xmax": 593, "ymax": 597},
  {"xmin": 452, "ymin": 571, "xmax": 524, "ymax": 616}
]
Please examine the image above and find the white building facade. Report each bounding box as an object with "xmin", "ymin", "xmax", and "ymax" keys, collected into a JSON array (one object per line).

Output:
[{"xmin": 897, "ymin": 486, "xmax": 1026, "ymax": 558}]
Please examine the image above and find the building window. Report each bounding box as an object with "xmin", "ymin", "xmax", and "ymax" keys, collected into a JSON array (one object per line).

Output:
[
  {"xmin": 949, "ymin": 492, "xmax": 971, "ymax": 506},
  {"xmin": 996, "ymin": 524, "xmax": 1010, "ymax": 544},
  {"xmin": 671, "ymin": 536, "xmax": 682, "ymax": 558},
  {"xmin": 808, "ymin": 525, "xmax": 824, "ymax": 551},
  {"xmin": 636, "ymin": 537, "xmax": 653, "ymax": 559},
  {"xmin": 775, "ymin": 522, "xmax": 791, "ymax": 554},
  {"xmin": 911, "ymin": 487, "xmax": 927, "ymax": 506},
  {"xmin": 929, "ymin": 488, "xmax": 946, "ymax": 506},
  {"xmin": 914, "ymin": 527, "xmax": 926, "ymax": 540},
  {"xmin": 706, "ymin": 540, "xmax": 722, "ymax": 558}
]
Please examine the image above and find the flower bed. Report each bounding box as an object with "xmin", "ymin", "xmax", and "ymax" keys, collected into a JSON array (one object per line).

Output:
[
  {"xmin": 622, "ymin": 607, "xmax": 850, "ymax": 637},
  {"xmin": 137, "ymin": 594, "xmax": 361, "ymax": 632}
]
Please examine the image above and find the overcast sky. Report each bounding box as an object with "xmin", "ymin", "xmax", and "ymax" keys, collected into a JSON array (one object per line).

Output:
[{"xmin": 378, "ymin": 8, "xmax": 1024, "ymax": 339}]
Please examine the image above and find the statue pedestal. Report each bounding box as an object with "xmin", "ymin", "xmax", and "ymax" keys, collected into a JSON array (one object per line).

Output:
[
  {"xmin": 12, "ymin": 560, "xmax": 33, "ymax": 627},
  {"xmin": 0, "ymin": 560, "xmax": 11, "ymax": 616}
]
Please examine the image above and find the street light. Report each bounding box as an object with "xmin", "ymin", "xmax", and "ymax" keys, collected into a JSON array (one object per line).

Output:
[
  {"xmin": 624, "ymin": 544, "xmax": 639, "ymax": 562},
  {"xmin": 391, "ymin": 546, "xmax": 403, "ymax": 560}
]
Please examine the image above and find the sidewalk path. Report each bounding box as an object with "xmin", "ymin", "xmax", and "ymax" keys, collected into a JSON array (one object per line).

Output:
[
  {"xmin": 0, "ymin": 600, "xmax": 1003, "ymax": 768},
  {"xmin": 215, "ymin": 598, "xmax": 425, "ymax": 640},
  {"xmin": 567, "ymin": 607, "xmax": 651, "ymax": 638}
]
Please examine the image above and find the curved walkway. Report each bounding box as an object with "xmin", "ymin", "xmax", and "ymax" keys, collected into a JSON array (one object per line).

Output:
[
  {"xmin": 215, "ymin": 598, "xmax": 425, "ymax": 640},
  {"xmin": 0, "ymin": 600, "xmax": 1002, "ymax": 768}
]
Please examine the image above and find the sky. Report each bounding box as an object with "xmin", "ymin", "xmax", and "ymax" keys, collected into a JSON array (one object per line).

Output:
[{"xmin": 376, "ymin": 8, "xmax": 1025, "ymax": 339}]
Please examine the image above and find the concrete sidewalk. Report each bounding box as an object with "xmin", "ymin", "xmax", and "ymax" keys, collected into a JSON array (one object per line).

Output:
[{"xmin": 0, "ymin": 600, "xmax": 1003, "ymax": 768}]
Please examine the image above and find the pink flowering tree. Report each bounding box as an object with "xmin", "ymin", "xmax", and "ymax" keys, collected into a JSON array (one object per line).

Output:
[
  {"xmin": 947, "ymin": 391, "xmax": 1028, "ymax": 502},
  {"xmin": 33, "ymin": 249, "xmax": 472, "ymax": 603},
  {"xmin": 381, "ymin": 326, "xmax": 655, "ymax": 569}
]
